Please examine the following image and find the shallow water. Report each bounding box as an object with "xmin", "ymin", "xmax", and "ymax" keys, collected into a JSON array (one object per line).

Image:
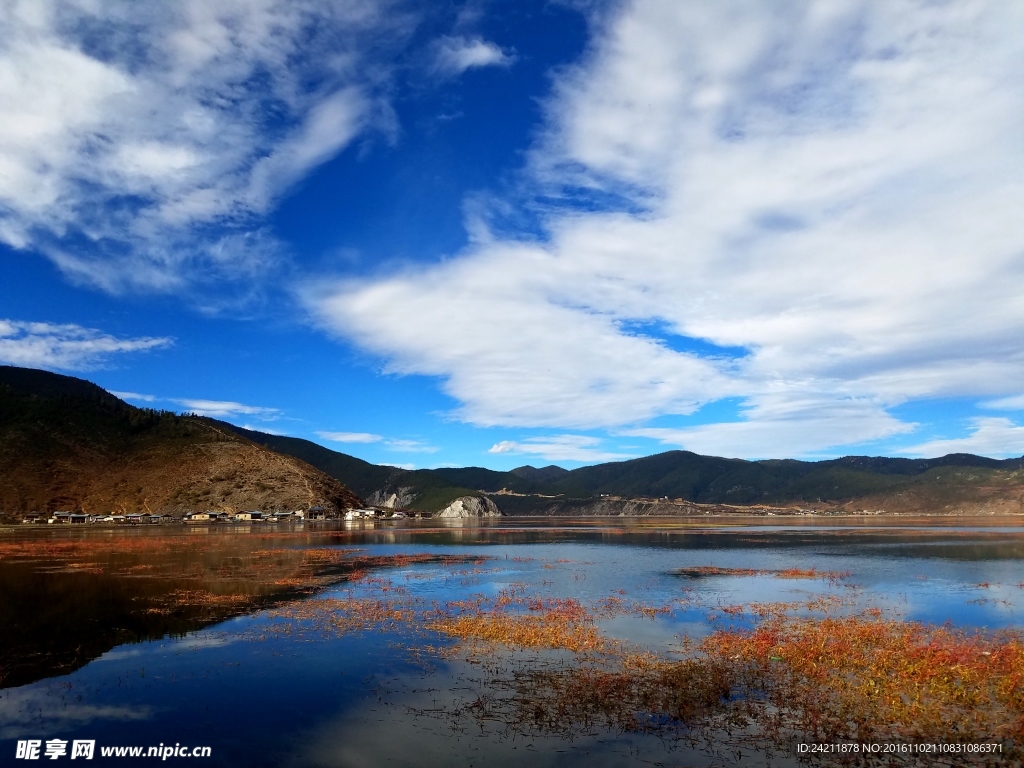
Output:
[{"xmin": 2, "ymin": 517, "xmax": 1022, "ymax": 766}]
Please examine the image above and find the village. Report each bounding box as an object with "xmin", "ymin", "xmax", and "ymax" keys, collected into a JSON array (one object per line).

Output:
[{"xmin": 19, "ymin": 506, "xmax": 417, "ymax": 525}]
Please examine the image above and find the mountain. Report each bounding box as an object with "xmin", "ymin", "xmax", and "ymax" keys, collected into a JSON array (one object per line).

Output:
[
  {"xmin": 5, "ymin": 365, "xmax": 1023, "ymax": 518},
  {"xmin": 549, "ymin": 450, "xmax": 1024, "ymax": 507},
  {"xmin": 510, "ymin": 465, "xmax": 571, "ymax": 483},
  {"xmin": 212, "ymin": 422, "xmax": 485, "ymax": 512},
  {"xmin": 226, "ymin": 421, "xmax": 1024, "ymax": 514},
  {"xmin": 0, "ymin": 366, "xmax": 362, "ymax": 517}
]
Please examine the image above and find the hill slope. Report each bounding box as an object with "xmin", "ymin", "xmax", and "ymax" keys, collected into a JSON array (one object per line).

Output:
[
  {"xmin": 547, "ymin": 450, "xmax": 1024, "ymax": 510},
  {"xmin": 0, "ymin": 367, "xmax": 362, "ymax": 517}
]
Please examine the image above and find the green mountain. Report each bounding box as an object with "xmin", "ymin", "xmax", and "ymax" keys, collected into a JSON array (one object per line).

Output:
[
  {"xmin": 226, "ymin": 422, "xmax": 1024, "ymax": 514},
  {"xmin": 548, "ymin": 450, "xmax": 1024, "ymax": 505}
]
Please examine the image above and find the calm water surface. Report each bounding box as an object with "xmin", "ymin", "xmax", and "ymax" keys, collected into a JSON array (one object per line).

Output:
[{"xmin": 2, "ymin": 517, "xmax": 1022, "ymax": 766}]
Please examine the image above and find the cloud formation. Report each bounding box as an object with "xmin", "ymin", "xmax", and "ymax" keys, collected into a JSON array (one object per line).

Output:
[
  {"xmin": 0, "ymin": 0, "xmax": 411, "ymax": 293},
  {"xmin": 316, "ymin": 431, "xmax": 384, "ymax": 444},
  {"xmin": 173, "ymin": 398, "xmax": 279, "ymax": 419},
  {"xmin": 899, "ymin": 418, "xmax": 1024, "ymax": 459},
  {"xmin": 432, "ymin": 36, "xmax": 514, "ymax": 77},
  {"xmin": 113, "ymin": 390, "xmax": 278, "ymax": 420},
  {"xmin": 0, "ymin": 319, "xmax": 171, "ymax": 370},
  {"xmin": 310, "ymin": 0, "xmax": 1024, "ymax": 458},
  {"xmin": 316, "ymin": 430, "xmax": 437, "ymax": 453},
  {"xmin": 489, "ymin": 435, "xmax": 632, "ymax": 463}
]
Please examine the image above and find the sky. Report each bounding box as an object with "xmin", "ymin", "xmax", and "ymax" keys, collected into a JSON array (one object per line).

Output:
[{"xmin": 2, "ymin": 0, "xmax": 1024, "ymax": 470}]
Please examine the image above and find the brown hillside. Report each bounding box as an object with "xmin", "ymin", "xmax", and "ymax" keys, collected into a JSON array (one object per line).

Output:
[{"xmin": 0, "ymin": 366, "xmax": 362, "ymax": 516}]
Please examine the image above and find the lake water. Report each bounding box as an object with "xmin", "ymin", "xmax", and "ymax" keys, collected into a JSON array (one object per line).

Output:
[{"xmin": 2, "ymin": 517, "xmax": 1022, "ymax": 766}]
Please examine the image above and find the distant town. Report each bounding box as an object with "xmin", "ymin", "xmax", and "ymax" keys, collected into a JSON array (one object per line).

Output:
[{"xmin": 21, "ymin": 506, "xmax": 422, "ymax": 525}]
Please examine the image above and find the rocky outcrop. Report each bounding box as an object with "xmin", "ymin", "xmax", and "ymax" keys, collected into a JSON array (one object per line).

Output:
[
  {"xmin": 435, "ymin": 495, "xmax": 502, "ymax": 518},
  {"xmin": 365, "ymin": 486, "xmax": 418, "ymax": 509}
]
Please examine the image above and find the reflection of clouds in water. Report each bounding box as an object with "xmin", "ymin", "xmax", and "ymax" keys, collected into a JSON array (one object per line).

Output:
[
  {"xmin": 0, "ymin": 688, "xmax": 152, "ymax": 739},
  {"xmin": 962, "ymin": 583, "xmax": 1022, "ymax": 621},
  {"xmin": 877, "ymin": 578, "xmax": 1022, "ymax": 626},
  {"xmin": 94, "ymin": 647, "xmax": 146, "ymax": 662},
  {"xmin": 171, "ymin": 632, "xmax": 239, "ymax": 651},
  {"xmin": 97, "ymin": 632, "xmax": 238, "ymax": 662},
  {"xmin": 598, "ymin": 615, "xmax": 711, "ymax": 648}
]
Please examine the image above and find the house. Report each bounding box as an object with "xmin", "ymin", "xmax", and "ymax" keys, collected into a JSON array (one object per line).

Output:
[
  {"xmin": 235, "ymin": 511, "xmax": 263, "ymax": 522},
  {"xmin": 69, "ymin": 513, "xmax": 90, "ymax": 524},
  {"xmin": 21, "ymin": 512, "xmax": 43, "ymax": 524},
  {"xmin": 126, "ymin": 513, "xmax": 149, "ymax": 525},
  {"xmin": 53, "ymin": 511, "xmax": 74, "ymax": 523},
  {"xmin": 184, "ymin": 512, "xmax": 212, "ymax": 524},
  {"xmin": 308, "ymin": 506, "xmax": 326, "ymax": 520}
]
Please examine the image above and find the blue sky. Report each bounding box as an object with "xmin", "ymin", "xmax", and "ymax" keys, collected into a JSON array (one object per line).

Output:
[{"xmin": 3, "ymin": 0, "xmax": 1024, "ymax": 469}]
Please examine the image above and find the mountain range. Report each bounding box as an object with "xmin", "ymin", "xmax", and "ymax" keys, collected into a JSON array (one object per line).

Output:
[{"xmin": 3, "ymin": 365, "xmax": 1024, "ymax": 518}]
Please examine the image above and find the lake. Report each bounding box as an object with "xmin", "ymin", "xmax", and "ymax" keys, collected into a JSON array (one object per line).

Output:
[{"xmin": 2, "ymin": 517, "xmax": 1022, "ymax": 766}]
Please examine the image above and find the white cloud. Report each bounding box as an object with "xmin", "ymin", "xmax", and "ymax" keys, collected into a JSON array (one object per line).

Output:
[
  {"xmin": 623, "ymin": 393, "xmax": 914, "ymax": 460},
  {"xmin": 381, "ymin": 462, "xmax": 416, "ymax": 470},
  {"xmin": 316, "ymin": 430, "xmax": 436, "ymax": 452},
  {"xmin": 489, "ymin": 434, "xmax": 632, "ymax": 463},
  {"xmin": 899, "ymin": 418, "xmax": 1024, "ymax": 458},
  {"xmin": 109, "ymin": 390, "xmax": 157, "ymax": 402},
  {"xmin": 982, "ymin": 395, "xmax": 1024, "ymax": 411},
  {"xmin": 432, "ymin": 36, "xmax": 513, "ymax": 77},
  {"xmin": 385, "ymin": 438, "xmax": 439, "ymax": 453},
  {"xmin": 0, "ymin": 319, "xmax": 171, "ymax": 370},
  {"xmin": 309, "ymin": 0, "xmax": 1024, "ymax": 458},
  {"xmin": 316, "ymin": 431, "xmax": 384, "ymax": 444},
  {"xmin": 238, "ymin": 424, "xmax": 286, "ymax": 435},
  {"xmin": 113, "ymin": 390, "xmax": 281, "ymax": 420},
  {"xmin": 0, "ymin": 0, "xmax": 412, "ymax": 294},
  {"xmin": 172, "ymin": 398, "xmax": 278, "ymax": 419}
]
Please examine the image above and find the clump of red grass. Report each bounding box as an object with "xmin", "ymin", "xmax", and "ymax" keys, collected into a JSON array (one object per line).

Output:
[
  {"xmin": 705, "ymin": 614, "xmax": 1024, "ymax": 744},
  {"xmin": 440, "ymin": 609, "xmax": 1023, "ymax": 758}
]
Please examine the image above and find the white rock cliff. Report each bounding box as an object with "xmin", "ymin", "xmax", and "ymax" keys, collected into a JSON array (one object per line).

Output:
[{"xmin": 435, "ymin": 496, "xmax": 502, "ymax": 518}]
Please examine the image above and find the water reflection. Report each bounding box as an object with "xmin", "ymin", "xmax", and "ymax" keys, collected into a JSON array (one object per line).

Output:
[{"xmin": 2, "ymin": 518, "xmax": 1022, "ymax": 766}]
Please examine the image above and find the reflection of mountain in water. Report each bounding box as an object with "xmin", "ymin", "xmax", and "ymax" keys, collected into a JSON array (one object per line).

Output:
[
  {"xmin": 1, "ymin": 560, "xmax": 252, "ymax": 689},
  {"xmin": 0, "ymin": 528, "xmax": 485, "ymax": 690}
]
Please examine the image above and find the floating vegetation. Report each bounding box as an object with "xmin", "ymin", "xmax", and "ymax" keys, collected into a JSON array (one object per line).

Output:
[
  {"xmin": 673, "ymin": 565, "xmax": 852, "ymax": 584},
  {"xmin": 674, "ymin": 565, "xmax": 761, "ymax": 577},
  {"xmin": 264, "ymin": 582, "xmax": 1021, "ymax": 759},
  {"xmin": 422, "ymin": 605, "xmax": 1024, "ymax": 762},
  {"xmin": 427, "ymin": 595, "xmax": 607, "ymax": 654}
]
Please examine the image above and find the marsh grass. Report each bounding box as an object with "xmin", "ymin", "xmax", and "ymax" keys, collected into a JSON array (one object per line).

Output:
[{"xmin": 267, "ymin": 581, "xmax": 1022, "ymax": 761}]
